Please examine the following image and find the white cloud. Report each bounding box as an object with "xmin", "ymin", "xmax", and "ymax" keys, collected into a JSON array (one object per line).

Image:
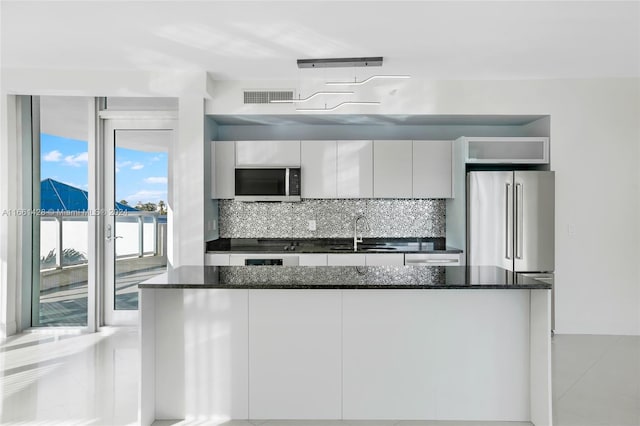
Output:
[
  {"xmin": 43, "ymin": 150, "xmax": 62, "ymax": 162},
  {"xmin": 144, "ymin": 176, "xmax": 168, "ymax": 184},
  {"xmin": 125, "ymin": 189, "xmax": 167, "ymax": 203},
  {"xmin": 116, "ymin": 160, "xmax": 144, "ymax": 171},
  {"xmin": 64, "ymin": 152, "xmax": 88, "ymax": 167}
]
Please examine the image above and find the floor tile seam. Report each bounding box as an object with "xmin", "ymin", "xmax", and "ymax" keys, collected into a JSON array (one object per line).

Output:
[{"xmin": 554, "ymin": 334, "xmax": 625, "ymax": 402}]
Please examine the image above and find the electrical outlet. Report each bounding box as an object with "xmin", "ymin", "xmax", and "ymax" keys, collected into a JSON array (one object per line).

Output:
[
  {"xmin": 567, "ymin": 223, "xmax": 576, "ymax": 237},
  {"xmin": 308, "ymin": 220, "xmax": 316, "ymax": 231}
]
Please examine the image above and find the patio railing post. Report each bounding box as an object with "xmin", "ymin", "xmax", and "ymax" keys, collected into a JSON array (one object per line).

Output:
[
  {"xmin": 152, "ymin": 215, "xmax": 158, "ymax": 255},
  {"xmin": 56, "ymin": 216, "xmax": 63, "ymax": 268},
  {"xmin": 138, "ymin": 216, "xmax": 144, "ymax": 257}
]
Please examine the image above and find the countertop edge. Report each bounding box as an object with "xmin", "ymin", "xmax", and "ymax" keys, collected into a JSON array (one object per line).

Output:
[
  {"xmin": 206, "ymin": 248, "xmax": 464, "ymax": 254},
  {"xmin": 139, "ymin": 283, "xmax": 551, "ymax": 290}
]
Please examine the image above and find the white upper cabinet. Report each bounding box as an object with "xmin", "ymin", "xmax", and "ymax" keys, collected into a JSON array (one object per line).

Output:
[
  {"xmin": 373, "ymin": 140, "xmax": 413, "ymax": 198},
  {"xmin": 337, "ymin": 140, "xmax": 373, "ymax": 198},
  {"xmin": 463, "ymin": 137, "xmax": 549, "ymax": 164},
  {"xmin": 211, "ymin": 140, "xmax": 235, "ymax": 199},
  {"xmin": 301, "ymin": 141, "xmax": 337, "ymax": 198},
  {"xmin": 236, "ymin": 140, "xmax": 301, "ymax": 166},
  {"xmin": 412, "ymin": 140, "xmax": 453, "ymax": 198}
]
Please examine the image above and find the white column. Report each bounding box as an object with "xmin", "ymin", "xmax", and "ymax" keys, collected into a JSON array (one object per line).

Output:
[
  {"xmin": 0, "ymin": 95, "xmax": 19, "ymax": 337},
  {"xmin": 168, "ymin": 96, "xmax": 205, "ymax": 267},
  {"xmin": 530, "ymin": 289, "xmax": 553, "ymax": 426}
]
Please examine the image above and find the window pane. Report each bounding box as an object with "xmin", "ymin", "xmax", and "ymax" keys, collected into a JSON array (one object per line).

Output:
[
  {"xmin": 114, "ymin": 130, "xmax": 169, "ymax": 311},
  {"xmin": 35, "ymin": 96, "xmax": 90, "ymax": 326}
]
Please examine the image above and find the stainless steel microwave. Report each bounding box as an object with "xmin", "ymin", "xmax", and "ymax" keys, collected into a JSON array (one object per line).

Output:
[{"xmin": 234, "ymin": 167, "xmax": 301, "ymax": 202}]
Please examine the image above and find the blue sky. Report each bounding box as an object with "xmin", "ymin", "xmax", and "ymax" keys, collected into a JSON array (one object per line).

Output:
[{"xmin": 41, "ymin": 133, "xmax": 168, "ymax": 205}]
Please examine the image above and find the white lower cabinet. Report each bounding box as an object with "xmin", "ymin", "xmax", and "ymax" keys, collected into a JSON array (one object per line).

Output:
[
  {"xmin": 145, "ymin": 288, "xmax": 540, "ymax": 423},
  {"xmin": 342, "ymin": 291, "xmax": 438, "ymax": 419},
  {"xmin": 205, "ymin": 253, "xmax": 230, "ymax": 266},
  {"xmin": 298, "ymin": 253, "xmax": 328, "ymax": 266},
  {"xmin": 365, "ymin": 253, "xmax": 405, "ymax": 266},
  {"xmin": 327, "ymin": 253, "xmax": 367, "ymax": 266},
  {"xmin": 404, "ymin": 252, "xmax": 463, "ymax": 266},
  {"xmin": 342, "ymin": 290, "xmax": 530, "ymax": 420},
  {"xmin": 248, "ymin": 290, "xmax": 342, "ymax": 419}
]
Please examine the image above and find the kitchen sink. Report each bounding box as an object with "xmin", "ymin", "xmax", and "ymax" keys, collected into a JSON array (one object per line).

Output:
[
  {"xmin": 360, "ymin": 246, "xmax": 397, "ymax": 251},
  {"xmin": 329, "ymin": 246, "xmax": 355, "ymax": 252}
]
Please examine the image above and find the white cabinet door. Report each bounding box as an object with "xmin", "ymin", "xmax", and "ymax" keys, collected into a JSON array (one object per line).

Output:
[
  {"xmin": 404, "ymin": 252, "xmax": 463, "ymax": 266},
  {"xmin": 327, "ymin": 253, "xmax": 366, "ymax": 266},
  {"xmin": 298, "ymin": 254, "xmax": 328, "ymax": 266},
  {"xmin": 342, "ymin": 290, "xmax": 438, "ymax": 419},
  {"xmin": 301, "ymin": 140, "xmax": 337, "ymax": 198},
  {"xmin": 183, "ymin": 289, "xmax": 249, "ymax": 419},
  {"xmin": 211, "ymin": 141, "xmax": 235, "ymax": 199},
  {"xmin": 204, "ymin": 253, "xmax": 230, "ymax": 266},
  {"xmin": 412, "ymin": 140, "xmax": 453, "ymax": 198},
  {"xmin": 236, "ymin": 140, "xmax": 301, "ymax": 166},
  {"xmin": 365, "ymin": 253, "xmax": 405, "ymax": 266},
  {"xmin": 464, "ymin": 137, "xmax": 549, "ymax": 164},
  {"xmin": 248, "ymin": 290, "xmax": 342, "ymax": 419},
  {"xmin": 373, "ymin": 140, "xmax": 413, "ymax": 198},
  {"xmin": 337, "ymin": 140, "xmax": 373, "ymax": 198}
]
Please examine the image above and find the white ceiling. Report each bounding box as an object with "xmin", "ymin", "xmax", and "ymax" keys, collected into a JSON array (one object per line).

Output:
[{"xmin": 1, "ymin": 1, "xmax": 638, "ymax": 81}]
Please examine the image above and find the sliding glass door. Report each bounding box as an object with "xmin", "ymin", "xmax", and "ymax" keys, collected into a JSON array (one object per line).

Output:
[{"xmin": 28, "ymin": 97, "xmax": 176, "ymax": 329}]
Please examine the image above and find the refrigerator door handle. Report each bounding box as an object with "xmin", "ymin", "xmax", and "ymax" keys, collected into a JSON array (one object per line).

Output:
[
  {"xmin": 516, "ymin": 183, "xmax": 523, "ymax": 259},
  {"xmin": 505, "ymin": 183, "xmax": 512, "ymax": 259}
]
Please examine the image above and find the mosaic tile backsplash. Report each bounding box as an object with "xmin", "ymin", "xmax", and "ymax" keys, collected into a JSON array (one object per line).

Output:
[{"xmin": 218, "ymin": 199, "xmax": 445, "ymax": 239}]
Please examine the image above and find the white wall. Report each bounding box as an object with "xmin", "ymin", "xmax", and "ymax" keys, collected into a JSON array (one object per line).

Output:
[{"xmin": 207, "ymin": 78, "xmax": 640, "ymax": 336}]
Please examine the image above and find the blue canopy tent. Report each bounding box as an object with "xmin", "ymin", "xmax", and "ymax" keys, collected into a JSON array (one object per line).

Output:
[{"xmin": 40, "ymin": 178, "xmax": 138, "ymax": 212}]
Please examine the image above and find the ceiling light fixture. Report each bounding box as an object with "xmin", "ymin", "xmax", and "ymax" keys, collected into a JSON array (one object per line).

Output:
[
  {"xmin": 270, "ymin": 91, "xmax": 354, "ymax": 103},
  {"xmin": 297, "ymin": 57, "xmax": 383, "ymax": 68},
  {"xmin": 295, "ymin": 101, "xmax": 381, "ymax": 112},
  {"xmin": 326, "ymin": 75, "xmax": 411, "ymax": 86}
]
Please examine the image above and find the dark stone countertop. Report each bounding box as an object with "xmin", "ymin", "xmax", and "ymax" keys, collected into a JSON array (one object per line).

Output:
[
  {"xmin": 205, "ymin": 238, "xmax": 463, "ymax": 254},
  {"xmin": 139, "ymin": 265, "xmax": 552, "ymax": 290}
]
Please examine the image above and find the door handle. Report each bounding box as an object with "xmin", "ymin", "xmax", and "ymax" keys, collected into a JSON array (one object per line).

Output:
[
  {"xmin": 106, "ymin": 224, "xmax": 112, "ymax": 241},
  {"xmin": 505, "ymin": 183, "xmax": 512, "ymax": 259},
  {"xmin": 515, "ymin": 183, "xmax": 523, "ymax": 259}
]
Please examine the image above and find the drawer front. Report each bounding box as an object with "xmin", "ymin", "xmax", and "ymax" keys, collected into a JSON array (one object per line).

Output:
[
  {"xmin": 365, "ymin": 253, "xmax": 405, "ymax": 266},
  {"xmin": 404, "ymin": 253, "xmax": 462, "ymax": 266},
  {"xmin": 205, "ymin": 253, "xmax": 230, "ymax": 266},
  {"xmin": 327, "ymin": 254, "xmax": 367, "ymax": 266}
]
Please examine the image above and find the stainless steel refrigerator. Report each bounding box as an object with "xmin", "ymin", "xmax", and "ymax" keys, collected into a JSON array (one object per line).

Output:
[{"xmin": 467, "ymin": 171, "xmax": 555, "ymax": 273}]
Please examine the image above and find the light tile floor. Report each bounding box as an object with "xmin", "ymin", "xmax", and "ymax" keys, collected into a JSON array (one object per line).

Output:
[{"xmin": 1, "ymin": 328, "xmax": 638, "ymax": 425}]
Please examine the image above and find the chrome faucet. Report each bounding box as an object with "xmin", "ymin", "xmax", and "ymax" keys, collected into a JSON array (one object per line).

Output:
[{"xmin": 354, "ymin": 214, "xmax": 370, "ymax": 252}]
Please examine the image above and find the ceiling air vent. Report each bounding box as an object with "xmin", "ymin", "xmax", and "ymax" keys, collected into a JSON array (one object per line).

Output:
[{"xmin": 244, "ymin": 90, "xmax": 294, "ymax": 104}]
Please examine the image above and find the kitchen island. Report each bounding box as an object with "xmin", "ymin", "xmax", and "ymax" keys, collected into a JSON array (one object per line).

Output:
[{"xmin": 139, "ymin": 266, "xmax": 552, "ymax": 426}]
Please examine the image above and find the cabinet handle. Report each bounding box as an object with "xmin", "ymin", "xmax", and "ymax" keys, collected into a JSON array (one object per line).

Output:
[
  {"xmin": 285, "ymin": 168, "xmax": 290, "ymax": 196},
  {"xmin": 406, "ymin": 259, "xmax": 458, "ymax": 264},
  {"xmin": 516, "ymin": 183, "xmax": 523, "ymax": 259},
  {"xmin": 505, "ymin": 183, "xmax": 512, "ymax": 259}
]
